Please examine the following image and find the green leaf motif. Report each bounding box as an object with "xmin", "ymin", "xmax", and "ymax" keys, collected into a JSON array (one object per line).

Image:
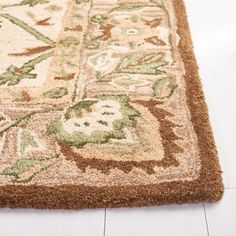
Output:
[
  {"xmin": 59, "ymin": 37, "xmax": 80, "ymax": 47},
  {"xmin": 20, "ymin": 129, "xmax": 39, "ymax": 154},
  {"xmin": 3, "ymin": 159, "xmax": 43, "ymax": 177},
  {"xmin": 75, "ymin": 0, "xmax": 90, "ymax": 4},
  {"xmin": 64, "ymin": 100, "xmax": 97, "ymax": 120},
  {"xmin": 153, "ymin": 77, "xmax": 177, "ymax": 99},
  {"xmin": 0, "ymin": 65, "xmax": 36, "ymax": 86},
  {"xmin": 1, "ymin": 0, "xmax": 49, "ymax": 8},
  {"xmin": 111, "ymin": 3, "xmax": 146, "ymax": 12},
  {"xmin": 0, "ymin": 13, "xmax": 55, "ymax": 45},
  {"xmin": 0, "ymin": 52, "xmax": 53, "ymax": 86},
  {"xmin": 1, "ymin": 158, "xmax": 57, "ymax": 183},
  {"xmin": 115, "ymin": 52, "xmax": 167, "ymax": 75},
  {"xmin": 20, "ymin": 0, "xmax": 49, "ymax": 7},
  {"xmin": 43, "ymin": 87, "xmax": 68, "ymax": 99}
]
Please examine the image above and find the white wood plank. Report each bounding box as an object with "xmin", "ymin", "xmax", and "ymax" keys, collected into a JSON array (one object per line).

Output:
[
  {"xmin": 205, "ymin": 189, "xmax": 236, "ymax": 236},
  {"xmin": 0, "ymin": 208, "xmax": 105, "ymax": 236},
  {"xmin": 105, "ymin": 204, "xmax": 207, "ymax": 236}
]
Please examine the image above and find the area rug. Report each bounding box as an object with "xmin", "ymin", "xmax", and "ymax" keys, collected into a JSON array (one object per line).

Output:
[{"xmin": 0, "ymin": 0, "xmax": 223, "ymax": 209}]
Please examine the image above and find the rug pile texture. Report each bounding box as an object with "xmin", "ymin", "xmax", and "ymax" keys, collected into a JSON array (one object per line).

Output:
[{"xmin": 0, "ymin": 0, "xmax": 223, "ymax": 209}]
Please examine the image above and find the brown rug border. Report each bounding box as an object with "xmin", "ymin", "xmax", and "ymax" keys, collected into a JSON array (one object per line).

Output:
[{"xmin": 0, "ymin": 0, "xmax": 224, "ymax": 209}]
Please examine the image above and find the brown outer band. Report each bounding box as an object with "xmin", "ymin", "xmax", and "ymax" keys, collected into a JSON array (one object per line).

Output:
[{"xmin": 0, "ymin": 0, "xmax": 224, "ymax": 209}]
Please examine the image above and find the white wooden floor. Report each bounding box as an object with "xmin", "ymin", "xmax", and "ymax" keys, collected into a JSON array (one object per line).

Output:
[{"xmin": 0, "ymin": 0, "xmax": 235, "ymax": 235}]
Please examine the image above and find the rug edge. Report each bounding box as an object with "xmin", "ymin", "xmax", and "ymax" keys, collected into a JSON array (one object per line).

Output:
[{"xmin": 0, "ymin": 0, "xmax": 224, "ymax": 209}]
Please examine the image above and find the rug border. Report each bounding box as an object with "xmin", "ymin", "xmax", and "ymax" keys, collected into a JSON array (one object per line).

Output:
[{"xmin": 0, "ymin": 0, "xmax": 224, "ymax": 209}]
